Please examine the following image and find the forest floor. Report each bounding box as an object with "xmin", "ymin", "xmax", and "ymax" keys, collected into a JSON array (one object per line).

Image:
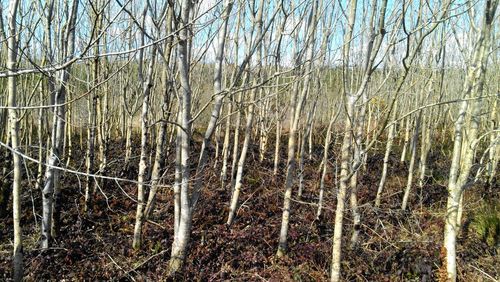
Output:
[{"xmin": 0, "ymin": 135, "xmax": 498, "ymax": 281}]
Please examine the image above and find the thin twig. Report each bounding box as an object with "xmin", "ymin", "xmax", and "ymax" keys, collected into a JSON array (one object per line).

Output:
[
  {"xmin": 469, "ymin": 264, "xmax": 498, "ymax": 282},
  {"xmin": 106, "ymin": 254, "xmax": 137, "ymax": 282}
]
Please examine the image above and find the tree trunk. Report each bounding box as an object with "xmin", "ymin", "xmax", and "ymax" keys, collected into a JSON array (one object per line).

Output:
[
  {"xmin": 7, "ymin": 0, "xmax": 22, "ymax": 279},
  {"xmin": 317, "ymin": 111, "xmax": 337, "ymax": 218},
  {"xmin": 401, "ymin": 113, "xmax": 421, "ymax": 211},
  {"xmin": 169, "ymin": 0, "xmax": 193, "ymax": 274},
  {"xmin": 189, "ymin": 0, "xmax": 234, "ymax": 209},
  {"xmin": 42, "ymin": 0, "xmax": 78, "ymax": 247},
  {"xmin": 133, "ymin": 46, "xmax": 157, "ymax": 250},
  {"xmin": 444, "ymin": 1, "xmax": 497, "ymax": 280},
  {"xmin": 330, "ymin": 94, "xmax": 355, "ymax": 281},
  {"xmin": 276, "ymin": 0, "xmax": 318, "ymax": 256},
  {"xmin": 144, "ymin": 2, "xmax": 175, "ymax": 220},
  {"xmin": 220, "ymin": 98, "xmax": 233, "ymax": 188},
  {"xmin": 227, "ymin": 89, "xmax": 257, "ymax": 225},
  {"xmin": 330, "ymin": 0, "xmax": 357, "ymax": 279}
]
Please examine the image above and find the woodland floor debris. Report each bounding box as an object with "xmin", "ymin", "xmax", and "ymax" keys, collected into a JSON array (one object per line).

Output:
[{"xmin": 1, "ymin": 138, "xmax": 498, "ymax": 281}]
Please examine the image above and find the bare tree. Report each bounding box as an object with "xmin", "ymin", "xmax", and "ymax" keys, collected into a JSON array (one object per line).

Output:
[
  {"xmin": 443, "ymin": 1, "xmax": 498, "ymax": 280},
  {"xmin": 227, "ymin": 0, "xmax": 264, "ymax": 226},
  {"xmin": 132, "ymin": 43, "xmax": 157, "ymax": 249},
  {"xmin": 276, "ymin": 0, "xmax": 319, "ymax": 257},
  {"xmin": 6, "ymin": 0, "xmax": 22, "ymax": 279},
  {"xmin": 41, "ymin": 0, "xmax": 79, "ymax": 249},
  {"xmin": 169, "ymin": 0, "xmax": 194, "ymax": 273},
  {"xmin": 144, "ymin": 1, "xmax": 176, "ymax": 219}
]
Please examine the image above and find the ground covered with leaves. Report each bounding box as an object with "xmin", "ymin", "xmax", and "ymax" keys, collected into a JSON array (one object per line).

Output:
[{"xmin": 0, "ymin": 136, "xmax": 498, "ymax": 281}]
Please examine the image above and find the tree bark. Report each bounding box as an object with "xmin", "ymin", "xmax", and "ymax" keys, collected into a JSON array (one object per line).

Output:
[
  {"xmin": 443, "ymin": 1, "xmax": 497, "ymax": 280},
  {"xmin": 169, "ymin": 0, "xmax": 193, "ymax": 274},
  {"xmin": 133, "ymin": 45, "xmax": 157, "ymax": 250},
  {"xmin": 277, "ymin": 0, "xmax": 318, "ymax": 256},
  {"xmin": 7, "ymin": 0, "xmax": 22, "ymax": 279},
  {"xmin": 42, "ymin": 0, "xmax": 79, "ymax": 247}
]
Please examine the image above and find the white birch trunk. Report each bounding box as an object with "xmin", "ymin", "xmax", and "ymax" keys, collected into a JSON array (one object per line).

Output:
[
  {"xmin": 169, "ymin": 0, "xmax": 193, "ymax": 273},
  {"xmin": 7, "ymin": 0, "xmax": 22, "ymax": 279},
  {"xmin": 277, "ymin": 0, "xmax": 318, "ymax": 256},
  {"xmin": 330, "ymin": 94, "xmax": 355, "ymax": 281},
  {"xmin": 375, "ymin": 102, "xmax": 397, "ymax": 207},
  {"xmin": 42, "ymin": 0, "xmax": 78, "ymax": 247},
  {"xmin": 144, "ymin": 2, "xmax": 175, "ymax": 220},
  {"xmin": 227, "ymin": 89, "xmax": 257, "ymax": 225},
  {"xmin": 444, "ymin": 1, "xmax": 497, "ymax": 280},
  {"xmin": 133, "ymin": 46, "xmax": 157, "ymax": 249},
  {"xmin": 401, "ymin": 113, "xmax": 421, "ymax": 210}
]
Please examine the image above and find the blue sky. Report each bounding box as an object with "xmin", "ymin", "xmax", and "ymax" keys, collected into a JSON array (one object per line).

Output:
[{"xmin": 0, "ymin": 0, "xmax": 491, "ymax": 70}]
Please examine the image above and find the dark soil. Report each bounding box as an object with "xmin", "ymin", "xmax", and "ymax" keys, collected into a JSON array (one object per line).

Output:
[{"xmin": 0, "ymin": 136, "xmax": 498, "ymax": 281}]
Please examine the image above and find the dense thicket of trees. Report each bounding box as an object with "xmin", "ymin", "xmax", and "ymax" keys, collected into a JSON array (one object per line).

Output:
[{"xmin": 0, "ymin": 0, "xmax": 498, "ymax": 281}]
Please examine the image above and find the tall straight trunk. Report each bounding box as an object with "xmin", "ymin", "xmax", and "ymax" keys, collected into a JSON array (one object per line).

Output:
[
  {"xmin": 84, "ymin": 8, "xmax": 102, "ymax": 211},
  {"xmin": 133, "ymin": 46, "xmax": 157, "ymax": 250},
  {"xmin": 54, "ymin": 0, "xmax": 79, "ymax": 239},
  {"xmin": 362, "ymin": 103, "xmax": 373, "ymax": 169},
  {"xmin": 298, "ymin": 93, "xmax": 318, "ymax": 198},
  {"xmin": 214, "ymin": 124, "xmax": 221, "ymax": 167},
  {"xmin": 97, "ymin": 85, "xmax": 108, "ymax": 186},
  {"xmin": 258, "ymin": 98, "xmax": 270, "ymax": 162},
  {"xmin": 273, "ymin": 76, "xmax": 283, "ymax": 176},
  {"xmin": 350, "ymin": 86, "xmax": 368, "ymax": 248},
  {"xmin": 330, "ymin": 94, "xmax": 355, "ymax": 281},
  {"xmin": 50, "ymin": 78, "xmax": 66, "ymax": 239},
  {"xmin": 273, "ymin": 116, "xmax": 282, "ymax": 175},
  {"xmin": 330, "ymin": 0, "xmax": 357, "ymax": 279},
  {"xmin": 345, "ymin": 0, "xmax": 389, "ymax": 251},
  {"xmin": 444, "ymin": 104, "xmax": 470, "ymax": 282},
  {"xmin": 444, "ymin": 1, "xmax": 497, "ymax": 280},
  {"xmin": 418, "ymin": 109, "xmax": 432, "ymax": 188},
  {"xmin": 375, "ymin": 102, "xmax": 397, "ymax": 207},
  {"xmin": 400, "ymin": 114, "xmax": 411, "ymax": 162},
  {"xmin": 84, "ymin": 78, "xmax": 97, "ymax": 212},
  {"xmin": 220, "ymin": 98, "xmax": 233, "ymax": 188},
  {"xmin": 173, "ymin": 110, "xmax": 182, "ymax": 239},
  {"xmin": 230, "ymin": 94, "xmax": 242, "ymax": 190},
  {"xmin": 35, "ymin": 81, "xmax": 45, "ymax": 192},
  {"xmin": 65, "ymin": 90, "xmax": 72, "ymax": 167},
  {"xmin": 227, "ymin": 8, "xmax": 242, "ymax": 189},
  {"xmin": 143, "ymin": 91, "xmax": 168, "ymax": 215},
  {"xmin": 97, "ymin": 43, "xmax": 109, "ymax": 181},
  {"xmin": 42, "ymin": 113, "xmax": 58, "ymax": 247},
  {"xmin": 349, "ymin": 140, "xmax": 361, "ymax": 247},
  {"xmin": 227, "ymin": 0, "xmax": 265, "ymax": 225},
  {"xmin": 308, "ymin": 117, "xmax": 314, "ymax": 160},
  {"xmin": 277, "ymin": 0, "xmax": 318, "ymax": 256},
  {"xmin": 317, "ymin": 111, "xmax": 337, "ymax": 218},
  {"xmin": 443, "ymin": 0, "xmax": 498, "ymax": 281},
  {"xmin": 7, "ymin": 0, "xmax": 22, "ymax": 279},
  {"xmin": 189, "ymin": 0, "xmax": 234, "ymax": 209},
  {"xmin": 487, "ymin": 97, "xmax": 498, "ymax": 185},
  {"xmin": 42, "ymin": 0, "xmax": 79, "ymax": 247},
  {"xmin": 272, "ymin": 15, "xmax": 287, "ymax": 176},
  {"xmin": 144, "ymin": 3, "xmax": 175, "ymax": 219},
  {"xmin": 131, "ymin": 5, "xmax": 150, "ymax": 247},
  {"xmin": 401, "ymin": 113, "xmax": 421, "ymax": 210},
  {"xmin": 227, "ymin": 89, "xmax": 257, "ymax": 225},
  {"xmin": 124, "ymin": 111, "xmax": 133, "ymax": 166},
  {"xmin": 416, "ymin": 73, "xmax": 435, "ymax": 197},
  {"xmin": 169, "ymin": 0, "xmax": 193, "ymax": 274},
  {"xmin": 123, "ymin": 23, "xmax": 137, "ymax": 169},
  {"xmin": 40, "ymin": 0, "xmax": 56, "ymax": 244},
  {"xmin": 36, "ymin": 1, "xmax": 54, "ymax": 195}
]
